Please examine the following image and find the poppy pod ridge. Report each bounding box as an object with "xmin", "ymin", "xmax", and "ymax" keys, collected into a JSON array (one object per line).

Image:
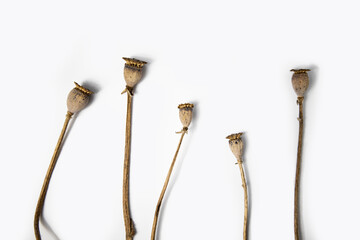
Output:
[
  {"xmin": 121, "ymin": 57, "xmax": 147, "ymax": 240},
  {"xmin": 34, "ymin": 82, "xmax": 93, "ymax": 240},
  {"xmin": 291, "ymin": 68, "xmax": 310, "ymax": 240},
  {"xmin": 151, "ymin": 103, "xmax": 194, "ymax": 240},
  {"xmin": 226, "ymin": 132, "xmax": 248, "ymax": 240}
]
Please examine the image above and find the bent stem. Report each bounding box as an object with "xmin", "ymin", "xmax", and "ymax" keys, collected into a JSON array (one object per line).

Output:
[
  {"xmin": 151, "ymin": 129, "xmax": 186, "ymax": 240},
  {"xmin": 294, "ymin": 97, "xmax": 304, "ymax": 240},
  {"xmin": 123, "ymin": 89, "xmax": 136, "ymax": 240},
  {"xmin": 34, "ymin": 111, "xmax": 73, "ymax": 240},
  {"xmin": 237, "ymin": 159, "xmax": 248, "ymax": 240}
]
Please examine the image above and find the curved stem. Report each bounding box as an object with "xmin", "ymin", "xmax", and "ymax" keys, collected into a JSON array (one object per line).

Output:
[
  {"xmin": 238, "ymin": 159, "xmax": 248, "ymax": 240},
  {"xmin": 294, "ymin": 97, "xmax": 304, "ymax": 240},
  {"xmin": 151, "ymin": 130, "xmax": 186, "ymax": 240},
  {"xmin": 34, "ymin": 111, "xmax": 73, "ymax": 240},
  {"xmin": 123, "ymin": 91, "xmax": 135, "ymax": 240}
]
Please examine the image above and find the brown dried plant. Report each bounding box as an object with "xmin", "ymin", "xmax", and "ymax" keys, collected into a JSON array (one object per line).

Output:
[
  {"xmin": 34, "ymin": 82, "xmax": 93, "ymax": 240},
  {"xmin": 121, "ymin": 57, "xmax": 147, "ymax": 240},
  {"xmin": 226, "ymin": 132, "xmax": 248, "ymax": 240},
  {"xmin": 151, "ymin": 103, "xmax": 194, "ymax": 240},
  {"xmin": 291, "ymin": 69, "xmax": 310, "ymax": 240}
]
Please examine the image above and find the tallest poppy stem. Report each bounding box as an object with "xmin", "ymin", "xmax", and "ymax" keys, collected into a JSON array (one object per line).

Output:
[
  {"xmin": 294, "ymin": 97, "xmax": 304, "ymax": 240},
  {"xmin": 121, "ymin": 57, "xmax": 147, "ymax": 240},
  {"xmin": 290, "ymin": 69, "xmax": 310, "ymax": 240},
  {"xmin": 123, "ymin": 90, "xmax": 135, "ymax": 240}
]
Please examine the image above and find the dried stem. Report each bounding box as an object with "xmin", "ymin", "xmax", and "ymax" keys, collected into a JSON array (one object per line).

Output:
[
  {"xmin": 34, "ymin": 111, "xmax": 73, "ymax": 240},
  {"xmin": 294, "ymin": 97, "xmax": 304, "ymax": 240},
  {"xmin": 237, "ymin": 159, "xmax": 248, "ymax": 240},
  {"xmin": 151, "ymin": 130, "xmax": 186, "ymax": 240},
  {"xmin": 123, "ymin": 90, "xmax": 136, "ymax": 240}
]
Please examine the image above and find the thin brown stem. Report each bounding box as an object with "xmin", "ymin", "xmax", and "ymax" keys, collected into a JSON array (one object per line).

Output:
[
  {"xmin": 34, "ymin": 111, "xmax": 73, "ymax": 240},
  {"xmin": 238, "ymin": 159, "xmax": 248, "ymax": 240},
  {"xmin": 151, "ymin": 130, "xmax": 186, "ymax": 240},
  {"xmin": 294, "ymin": 97, "xmax": 304, "ymax": 240},
  {"xmin": 123, "ymin": 91, "xmax": 136, "ymax": 240}
]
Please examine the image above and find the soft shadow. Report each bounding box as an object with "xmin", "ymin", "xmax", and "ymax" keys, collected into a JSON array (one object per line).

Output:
[
  {"xmin": 189, "ymin": 101, "xmax": 199, "ymax": 131},
  {"xmin": 40, "ymin": 216, "xmax": 60, "ymax": 240},
  {"xmin": 156, "ymin": 101, "xmax": 197, "ymax": 240},
  {"xmin": 130, "ymin": 56, "xmax": 153, "ymax": 89},
  {"xmin": 81, "ymin": 80, "xmax": 101, "ymax": 93},
  {"xmin": 307, "ymin": 64, "xmax": 318, "ymax": 95},
  {"xmin": 81, "ymin": 80, "xmax": 101, "ymax": 108},
  {"xmin": 131, "ymin": 56, "xmax": 153, "ymax": 64}
]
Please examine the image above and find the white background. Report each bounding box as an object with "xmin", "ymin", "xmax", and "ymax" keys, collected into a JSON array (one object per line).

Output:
[{"xmin": 1, "ymin": 0, "xmax": 359, "ymax": 239}]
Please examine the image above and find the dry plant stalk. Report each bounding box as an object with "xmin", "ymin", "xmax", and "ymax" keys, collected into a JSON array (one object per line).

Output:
[
  {"xmin": 226, "ymin": 132, "xmax": 248, "ymax": 240},
  {"xmin": 151, "ymin": 103, "xmax": 194, "ymax": 240},
  {"xmin": 34, "ymin": 82, "xmax": 93, "ymax": 240},
  {"xmin": 121, "ymin": 57, "xmax": 147, "ymax": 240},
  {"xmin": 291, "ymin": 69, "xmax": 310, "ymax": 240}
]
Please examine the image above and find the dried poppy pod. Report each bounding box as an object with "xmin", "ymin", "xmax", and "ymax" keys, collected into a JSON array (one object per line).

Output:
[
  {"xmin": 291, "ymin": 69, "xmax": 310, "ymax": 97},
  {"xmin": 178, "ymin": 103, "xmax": 194, "ymax": 131},
  {"xmin": 151, "ymin": 103, "xmax": 195, "ymax": 240},
  {"xmin": 121, "ymin": 57, "xmax": 147, "ymax": 240},
  {"xmin": 226, "ymin": 132, "xmax": 244, "ymax": 161},
  {"xmin": 34, "ymin": 82, "xmax": 94, "ymax": 240},
  {"xmin": 291, "ymin": 68, "xmax": 311, "ymax": 240},
  {"xmin": 122, "ymin": 57, "xmax": 147, "ymax": 92},
  {"xmin": 67, "ymin": 82, "xmax": 94, "ymax": 113},
  {"xmin": 226, "ymin": 132, "xmax": 248, "ymax": 240}
]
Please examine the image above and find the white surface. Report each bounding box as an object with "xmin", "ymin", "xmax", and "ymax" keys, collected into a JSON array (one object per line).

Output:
[{"xmin": 1, "ymin": 0, "xmax": 359, "ymax": 239}]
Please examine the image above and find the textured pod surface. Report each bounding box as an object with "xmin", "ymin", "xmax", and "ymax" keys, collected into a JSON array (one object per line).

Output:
[
  {"xmin": 67, "ymin": 82, "xmax": 93, "ymax": 113},
  {"xmin": 291, "ymin": 69, "xmax": 310, "ymax": 97},
  {"xmin": 178, "ymin": 103, "xmax": 194, "ymax": 128},
  {"xmin": 226, "ymin": 133, "xmax": 244, "ymax": 160},
  {"xmin": 123, "ymin": 57, "xmax": 147, "ymax": 88}
]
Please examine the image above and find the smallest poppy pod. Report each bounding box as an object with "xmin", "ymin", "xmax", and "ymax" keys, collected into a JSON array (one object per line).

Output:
[
  {"xmin": 291, "ymin": 69, "xmax": 310, "ymax": 97},
  {"xmin": 178, "ymin": 103, "xmax": 194, "ymax": 129},
  {"xmin": 123, "ymin": 57, "xmax": 147, "ymax": 88},
  {"xmin": 67, "ymin": 82, "xmax": 94, "ymax": 113},
  {"xmin": 226, "ymin": 132, "xmax": 244, "ymax": 161}
]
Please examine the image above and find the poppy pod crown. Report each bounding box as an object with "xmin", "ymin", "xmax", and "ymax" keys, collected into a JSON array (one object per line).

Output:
[
  {"xmin": 291, "ymin": 69, "xmax": 310, "ymax": 97},
  {"xmin": 123, "ymin": 57, "xmax": 147, "ymax": 88},
  {"xmin": 67, "ymin": 82, "xmax": 94, "ymax": 113},
  {"xmin": 226, "ymin": 132, "xmax": 244, "ymax": 160},
  {"xmin": 178, "ymin": 103, "xmax": 194, "ymax": 129}
]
